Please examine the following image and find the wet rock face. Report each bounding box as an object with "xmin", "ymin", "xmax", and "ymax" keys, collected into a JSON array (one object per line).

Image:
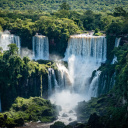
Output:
[
  {"xmin": 14, "ymin": 118, "xmax": 24, "ymax": 126},
  {"xmin": 42, "ymin": 109, "xmax": 53, "ymax": 116},
  {"xmin": 69, "ymin": 110, "xmax": 73, "ymax": 113},
  {"xmin": 69, "ymin": 118, "xmax": 72, "ymax": 121},
  {"xmin": 62, "ymin": 113, "xmax": 68, "ymax": 117},
  {"xmin": 120, "ymin": 37, "xmax": 128, "ymax": 46},
  {"xmin": 0, "ymin": 114, "xmax": 24, "ymax": 127},
  {"xmin": 50, "ymin": 121, "xmax": 65, "ymax": 128},
  {"xmin": 87, "ymin": 113, "xmax": 104, "ymax": 128}
]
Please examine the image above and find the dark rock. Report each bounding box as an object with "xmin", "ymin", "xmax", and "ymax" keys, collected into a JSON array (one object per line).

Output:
[
  {"xmin": 14, "ymin": 118, "xmax": 24, "ymax": 126},
  {"xmin": 4, "ymin": 114, "xmax": 7, "ymax": 120},
  {"xmin": 42, "ymin": 109, "xmax": 53, "ymax": 116},
  {"xmin": 22, "ymin": 104, "xmax": 28, "ymax": 111},
  {"xmin": 65, "ymin": 125, "xmax": 73, "ymax": 128},
  {"xmin": 29, "ymin": 115, "xmax": 32, "ymax": 121},
  {"xmin": 97, "ymin": 98, "xmax": 105, "ymax": 104},
  {"xmin": 68, "ymin": 121, "xmax": 78, "ymax": 126},
  {"xmin": 69, "ymin": 110, "xmax": 73, "ymax": 113},
  {"xmin": 50, "ymin": 121, "xmax": 65, "ymax": 128},
  {"xmin": 69, "ymin": 118, "xmax": 72, "ymax": 121},
  {"xmin": 74, "ymin": 123, "xmax": 86, "ymax": 128},
  {"xmin": 62, "ymin": 113, "xmax": 68, "ymax": 117},
  {"xmin": 87, "ymin": 113, "xmax": 104, "ymax": 128},
  {"xmin": 56, "ymin": 105, "xmax": 62, "ymax": 111}
]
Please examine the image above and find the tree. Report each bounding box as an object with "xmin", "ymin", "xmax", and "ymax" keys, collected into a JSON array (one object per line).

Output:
[
  {"xmin": 59, "ymin": 2, "xmax": 70, "ymax": 10},
  {"xmin": 94, "ymin": 28, "xmax": 99, "ymax": 34},
  {"xmin": 0, "ymin": 25, "xmax": 3, "ymax": 31},
  {"xmin": 8, "ymin": 44, "xmax": 18, "ymax": 55},
  {"xmin": 0, "ymin": 47, "xmax": 3, "ymax": 53},
  {"xmin": 114, "ymin": 7, "xmax": 127, "ymax": 17},
  {"xmin": 106, "ymin": 22, "xmax": 122, "ymax": 36}
]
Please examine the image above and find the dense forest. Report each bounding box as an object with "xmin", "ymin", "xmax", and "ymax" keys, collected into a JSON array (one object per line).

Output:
[
  {"xmin": 0, "ymin": 0, "xmax": 128, "ymax": 12},
  {"xmin": 0, "ymin": 1, "xmax": 128, "ymax": 128},
  {"xmin": 0, "ymin": 4, "xmax": 128, "ymax": 55}
]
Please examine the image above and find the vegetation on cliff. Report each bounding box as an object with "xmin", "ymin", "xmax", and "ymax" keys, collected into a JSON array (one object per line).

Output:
[
  {"xmin": 76, "ymin": 37, "xmax": 128, "ymax": 127},
  {"xmin": 0, "ymin": 44, "xmax": 58, "ymax": 111},
  {"xmin": 0, "ymin": 3, "xmax": 127, "ymax": 56},
  {"xmin": 0, "ymin": 97, "xmax": 58, "ymax": 127},
  {"xmin": 0, "ymin": 1, "xmax": 128, "ymax": 128}
]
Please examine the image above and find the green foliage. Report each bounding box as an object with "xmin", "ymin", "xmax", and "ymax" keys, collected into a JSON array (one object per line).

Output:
[
  {"xmin": 0, "ymin": 97, "xmax": 58, "ymax": 127},
  {"xmin": 0, "ymin": 25, "xmax": 3, "ymax": 31},
  {"xmin": 76, "ymin": 34, "xmax": 128, "ymax": 127},
  {"xmin": 59, "ymin": 2, "xmax": 70, "ymax": 10},
  {"xmin": 114, "ymin": 7, "xmax": 127, "ymax": 17},
  {"xmin": 0, "ymin": 7, "xmax": 127, "ymax": 55},
  {"xmin": 35, "ymin": 16, "xmax": 79, "ymax": 56},
  {"xmin": 114, "ymin": 44, "xmax": 128, "ymax": 100},
  {"xmin": 0, "ymin": 113, "xmax": 17, "ymax": 127},
  {"xmin": 106, "ymin": 22, "xmax": 122, "ymax": 36},
  {"xmin": 94, "ymin": 32, "xmax": 103, "ymax": 36},
  {"xmin": 93, "ymin": 28, "xmax": 103, "ymax": 36},
  {"xmin": 0, "ymin": 46, "xmax": 58, "ymax": 111},
  {"xmin": 50, "ymin": 121, "xmax": 65, "ymax": 128},
  {"xmin": 8, "ymin": 43, "xmax": 18, "ymax": 55},
  {"xmin": 94, "ymin": 28, "xmax": 99, "ymax": 33},
  {"xmin": 97, "ymin": 64, "xmax": 116, "ymax": 95},
  {"xmin": 0, "ymin": 0, "xmax": 128, "ymax": 12},
  {"xmin": 76, "ymin": 95, "xmax": 128, "ymax": 128}
]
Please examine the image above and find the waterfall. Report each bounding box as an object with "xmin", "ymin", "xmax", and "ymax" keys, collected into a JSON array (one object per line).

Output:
[
  {"xmin": 65, "ymin": 35, "xmax": 107, "ymax": 63},
  {"xmin": 56, "ymin": 63, "xmax": 72, "ymax": 90},
  {"xmin": 64, "ymin": 35, "xmax": 107, "ymax": 99},
  {"xmin": 48, "ymin": 64, "xmax": 72, "ymax": 97},
  {"xmin": 49, "ymin": 35, "xmax": 107, "ymax": 124},
  {"xmin": 88, "ymin": 71, "xmax": 101, "ymax": 98},
  {"xmin": 111, "ymin": 38, "xmax": 121, "ymax": 64},
  {"xmin": 48, "ymin": 68, "xmax": 58, "ymax": 96},
  {"xmin": 0, "ymin": 32, "xmax": 21, "ymax": 53},
  {"xmin": 32, "ymin": 35, "xmax": 49, "ymax": 60}
]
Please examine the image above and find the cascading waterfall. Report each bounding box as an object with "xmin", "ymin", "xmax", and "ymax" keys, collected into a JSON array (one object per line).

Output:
[
  {"xmin": 0, "ymin": 32, "xmax": 21, "ymax": 53},
  {"xmin": 10, "ymin": 35, "xmax": 21, "ymax": 52},
  {"xmin": 48, "ymin": 64, "xmax": 72, "ymax": 96},
  {"xmin": 111, "ymin": 38, "xmax": 121, "ymax": 64},
  {"xmin": 64, "ymin": 35, "xmax": 107, "ymax": 98},
  {"xmin": 56, "ymin": 63, "xmax": 72, "ymax": 90},
  {"xmin": 95, "ymin": 38, "xmax": 120, "ymax": 96},
  {"xmin": 65, "ymin": 35, "xmax": 107, "ymax": 63},
  {"xmin": 32, "ymin": 35, "xmax": 49, "ymax": 60},
  {"xmin": 88, "ymin": 71, "xmax": 101, "ymax": 98},
  {"xmin": 98, "ymin": 71, "xmax": 116, "ymax": 96},
  {"xmin": 48, "ymin": 68, "xmax": 58, "ymax": 96},
  {"xmin": 49, "ymin": 34, "xmax": 107, "ymax": 124}
]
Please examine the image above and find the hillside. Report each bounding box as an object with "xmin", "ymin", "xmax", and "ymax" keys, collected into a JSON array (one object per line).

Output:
[{"xmin": 0, "ymin": 0, "xmax": 128, "ymax": 12}]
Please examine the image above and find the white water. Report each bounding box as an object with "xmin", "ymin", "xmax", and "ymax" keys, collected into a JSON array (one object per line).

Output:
[
  {"xmin": 64, "ymin": 36, "xmax": 106, "ymax": 98},
  {"xmin": 21, "ymin": 48, "xmax": 34, "ymax": 60},
  {"xmin": 0, "ymin": 32, "xmax": 21, "ymax": 53},
  {"xmin": 32, "ymin": 35, "xmax": 49, "ymax": 60},
  {"xmin": 48, "ymin": 68, "xmax": 58, "ymax": 96},
  {"xmin": 88, "ymin": 71, "xmax": 101, "ymax": 98},
  {"xmin": 111, "ymin": 38, "xmax": 121, "ymax": 64},
  {"xmin": 48, "ymin": 35, "xmax": 107, "ymax": 124}
]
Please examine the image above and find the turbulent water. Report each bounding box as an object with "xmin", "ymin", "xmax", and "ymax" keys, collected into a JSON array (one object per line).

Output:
[
  {"xmin": 0, "ymin": 32, "xmax": 21, "ymax": 53},
  {"xmin": 48, "ymin": 35, "xmax": 107, "ymax": 124},
  {"xmin": 111, "ymin": 38, "xmax": 121, "ymax": 64},
  {"xmin": 32, "ymin": 35, "xmax": 49, "ymax": 60}
]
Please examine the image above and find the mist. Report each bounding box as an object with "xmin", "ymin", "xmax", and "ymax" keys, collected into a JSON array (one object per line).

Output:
[{"xmin": 21, "ymin": 48, "xmax": 34, "ymax": 60}]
